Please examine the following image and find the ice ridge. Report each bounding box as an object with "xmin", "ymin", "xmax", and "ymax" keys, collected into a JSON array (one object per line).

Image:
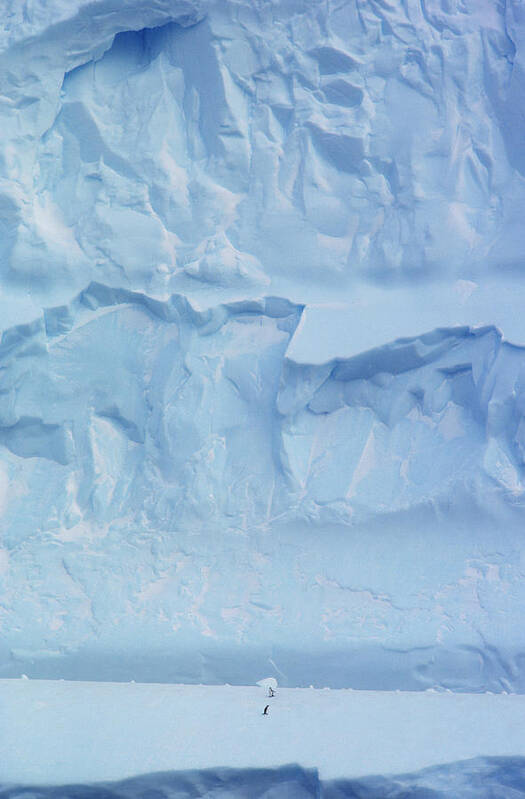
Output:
[{"xmin": 2, "ymin": 757, "xmax": 525, "ymax": 798}]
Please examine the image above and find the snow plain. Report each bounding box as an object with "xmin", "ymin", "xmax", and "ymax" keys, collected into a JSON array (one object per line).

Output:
[{"xmin": 2, "ymin": 678, "xmax": 525, "ymax": 794}]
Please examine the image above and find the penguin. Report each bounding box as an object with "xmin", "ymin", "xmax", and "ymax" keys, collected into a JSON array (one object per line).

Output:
[
  {"xmin": 263, "ymin": 704, "xmax": 270, "ymax": 715},
  {"xmin": 268, "ymin": 686, "xmax": 275, "ymax": 697}
]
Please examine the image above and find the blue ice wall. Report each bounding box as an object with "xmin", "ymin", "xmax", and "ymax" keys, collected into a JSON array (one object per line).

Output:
[
  {"xmin": 1, "ymin": 0, "xmax": 525, "ymax": 689},
  {"xmin": 3, "ymin": 758, "xmax": 525, "ymax": 798}
]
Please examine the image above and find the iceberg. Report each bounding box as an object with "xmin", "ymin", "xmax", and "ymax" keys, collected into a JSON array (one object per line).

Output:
[{"xmin": 1, "ymin": 0, "xmax": 525, "ymax": 693}]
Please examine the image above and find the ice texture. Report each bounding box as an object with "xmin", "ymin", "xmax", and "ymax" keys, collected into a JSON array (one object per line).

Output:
[{"xmin": 1, "ymin": 0, "xmax": 525, "ymax": 689}]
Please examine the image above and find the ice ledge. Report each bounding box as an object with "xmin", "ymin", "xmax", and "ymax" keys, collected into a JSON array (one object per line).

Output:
[
  {"xmin": 285, "ymin": 280, "xmax": 525, "ymax": 366},
  {"xmin": 3, "ymin": 279, "xmax": 525, "ymax": 373}
]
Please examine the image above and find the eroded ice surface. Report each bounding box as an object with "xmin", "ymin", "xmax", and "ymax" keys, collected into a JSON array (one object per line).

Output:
[{"xmin": 1, "ymin": 0, "xmax": 525, "ymax": 688}]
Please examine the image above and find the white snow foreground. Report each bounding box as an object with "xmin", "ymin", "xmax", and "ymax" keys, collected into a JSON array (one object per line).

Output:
[{"xmin": 2, "ymin": 679, "xmax": 525, "ymax": 795}]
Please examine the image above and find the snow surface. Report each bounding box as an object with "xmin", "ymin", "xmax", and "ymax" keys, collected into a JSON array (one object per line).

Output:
[
  {"xmin": 1, "ymin": 0, "xmax": 525, "ymax": 690},
  {"xmin": 2, "ymin": 679, "xmax": 525, "ymax": 791}
]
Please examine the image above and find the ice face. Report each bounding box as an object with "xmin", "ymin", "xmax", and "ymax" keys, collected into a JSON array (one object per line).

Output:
[{"xmin": 1, "ymin": 0, "xmax": 525, "ymax": 689}]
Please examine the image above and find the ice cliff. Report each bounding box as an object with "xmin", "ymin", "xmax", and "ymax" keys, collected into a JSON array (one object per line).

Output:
[{"xmin": 2, "ymin": 0, "xmax": 525, "ymax": 690}]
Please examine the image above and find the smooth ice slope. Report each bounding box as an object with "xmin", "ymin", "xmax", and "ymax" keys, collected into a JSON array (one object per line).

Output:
[{"xmin": 1, "ymin": 0, "xmax": 525, "ymax": 688}]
